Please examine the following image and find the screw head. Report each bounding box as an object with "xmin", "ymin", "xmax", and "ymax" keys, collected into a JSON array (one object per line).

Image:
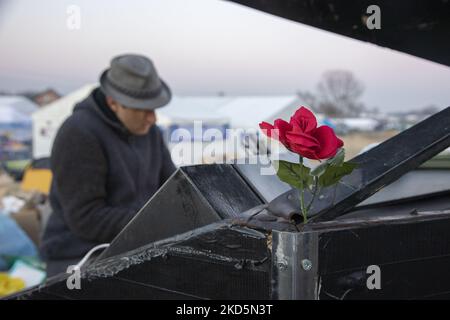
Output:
[
  {"xmin": 301, "ymin": 259, "xmax": 312, "ymax": 271},
  {"xmin": 277, "ymin": 261, "xmax": 288, "ymax": 270}
]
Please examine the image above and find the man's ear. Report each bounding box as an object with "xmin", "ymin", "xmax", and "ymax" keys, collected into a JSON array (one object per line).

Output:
[{"xmin": 106, "ymin": 96, "xmax": 119, "ymax": 112}]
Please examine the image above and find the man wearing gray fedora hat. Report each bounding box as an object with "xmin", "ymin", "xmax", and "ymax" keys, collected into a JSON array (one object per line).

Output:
[{"xmin": 40, "ymin": 54, "xmax": 176, "ymax": 276}]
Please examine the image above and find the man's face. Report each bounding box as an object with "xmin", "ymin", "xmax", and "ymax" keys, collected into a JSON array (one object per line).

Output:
[{"xmin": 107, "ymin": 97, "xmax": 157, "ymax": 135}]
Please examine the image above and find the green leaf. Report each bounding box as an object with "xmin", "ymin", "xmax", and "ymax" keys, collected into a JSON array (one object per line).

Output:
[
  {"xmin": 275, "ymin": 160, "xmax": 313, "ymax": 190},
  {"xmin": 310, "ymin": 162, "xmax": 327, "ymax": 177},
  {"xmin": 311, "ymin": 149, "xmax": 346, "ymax": 177},
  {"xmin": 310, "ymin": 161, "xmax": 328, "ymax": 177},
  {"xmin": 318, "ymin": 162, "xmax": 358, "ymax": 188},
  {"xmin": 328, "ymin": 148, "xmax": 346, "ymax": 167}
]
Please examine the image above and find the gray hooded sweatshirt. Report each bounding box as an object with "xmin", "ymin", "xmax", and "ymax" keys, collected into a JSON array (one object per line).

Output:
[{"xmin": 40, "ymin": 88, "xmax": 176, "ymax": 261}]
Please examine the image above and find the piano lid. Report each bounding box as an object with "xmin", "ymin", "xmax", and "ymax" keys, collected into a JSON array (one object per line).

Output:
[{"xmin": 228, "ymin": 0, "xmax": 450, "ymax": 67}]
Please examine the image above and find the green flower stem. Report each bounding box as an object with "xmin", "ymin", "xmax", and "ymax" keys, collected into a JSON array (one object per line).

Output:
[
  {"xmin": 299, "ymin": 156, "xmax": 308, "ymax": 223},
  {"xmin": 306, "ymin": 176, "xmax": 319, "ymax": 213}
]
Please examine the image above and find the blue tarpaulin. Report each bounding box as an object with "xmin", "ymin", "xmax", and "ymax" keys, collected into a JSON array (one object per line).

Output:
[{"xmin": 0, "ymin": 213, "xmax": 38, "ymax": 271}]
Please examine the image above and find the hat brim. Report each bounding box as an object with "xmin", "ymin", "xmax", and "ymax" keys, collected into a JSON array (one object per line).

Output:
[{"xmin": 99, "ymin": 69, "xmax": 172, "ymax": 110}]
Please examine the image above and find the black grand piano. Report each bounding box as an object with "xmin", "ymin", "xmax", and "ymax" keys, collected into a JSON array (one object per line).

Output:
[{"xmin": 9, "ymin": 0, "xmax": 450, "ymax": 299}]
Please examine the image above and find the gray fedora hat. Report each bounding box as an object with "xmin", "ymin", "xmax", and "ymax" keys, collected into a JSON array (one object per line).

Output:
[{"xmin": 100, "ymin": 54, "xmax": 171, "ymax": 110}]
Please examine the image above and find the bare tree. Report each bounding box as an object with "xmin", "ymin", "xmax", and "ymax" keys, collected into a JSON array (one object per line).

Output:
[
  {"xmin": 296, "ymin": 90, "xmax": 319, "ymax": 112},
  {"xmin": 317, "ymin": 70, "xmax": 365, "ymax": 117}
]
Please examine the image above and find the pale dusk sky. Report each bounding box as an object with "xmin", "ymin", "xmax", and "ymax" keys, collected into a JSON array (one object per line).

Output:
[{"xmin": 1, "ymin": 0, "xmax": 449, "ymax": 112}]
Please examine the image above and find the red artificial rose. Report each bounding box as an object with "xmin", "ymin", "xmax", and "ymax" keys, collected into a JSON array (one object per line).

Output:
[{"xmin": 259, "ymin": 106, "xmax": 344, "ymax": 160}]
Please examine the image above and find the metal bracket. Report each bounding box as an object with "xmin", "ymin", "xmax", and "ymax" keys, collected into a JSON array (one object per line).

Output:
[{"xmin": 271, "ymin": 230, "xmax": 319, "ymax": 299}]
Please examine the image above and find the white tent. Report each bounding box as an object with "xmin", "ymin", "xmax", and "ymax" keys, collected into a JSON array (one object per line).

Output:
[
  {"xmin": 32, "ymin": 84, "xmax": 96, "ymax": 158},
  {"xmin": 156, "ymin": 95, "xmax": 301, "ymax": 165},
  {"xmin": 216, "ymin": 95, "xmax": 300, "ymax": 129},
  {"xmin": 155, "ymin": 96, "xmax": 231, "ymax": 166},
  {"xmin": 156, "ymin": 96, "xmax": 231, "ymax": 127},
  {"xmin": 0, "ymin": 96, "xmax": 38, "ymax": 116},
  {"xmin": 0, "ymin": 106, "xmax": 31, "ymax": 125},
  {"xmin": 333, "ymin": 118, "xmax": 380, "ymax": 132},
  {"xmin": 215, "ymin": 95, "xmax": 301, "ymax": 162},
  {"xmin": 0, "ymin": 96, "xmax": 37, "ymax": 141}
]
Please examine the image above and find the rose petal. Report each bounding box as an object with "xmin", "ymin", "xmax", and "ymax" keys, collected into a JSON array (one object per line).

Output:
[
  {"xmin": 273, "ymin": 119, "xmax": 292, "ymax": 143},
  {"xmin": 285, "ymin": 131, "xmax": 320, "ymax": 148},
  {"xmin": 259, "ymin": 120, "xmax": 292, "ymax": 147},
  {"xmin": 259, "ymin": 122, "xmax": 276, "ymax": 142},
  {"xmin": 313, "ymin": 126, "xmax": 340, "ymax": 159},
  {"xmin": 259, "ymin": 121, "xmax": 274, "ymax": 136},
  {"xmin": 289, "ymin": 144, "xmax": 319, "ymax": 160},
  {"xmin": 290, "ymin": 106, "xmax": 317, "ymax": 133}
]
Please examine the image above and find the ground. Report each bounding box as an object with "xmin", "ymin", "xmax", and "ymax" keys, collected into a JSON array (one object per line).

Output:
[{"xmin": 340, "ymin": 130, "xmax": 399, "ymax": 160}]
